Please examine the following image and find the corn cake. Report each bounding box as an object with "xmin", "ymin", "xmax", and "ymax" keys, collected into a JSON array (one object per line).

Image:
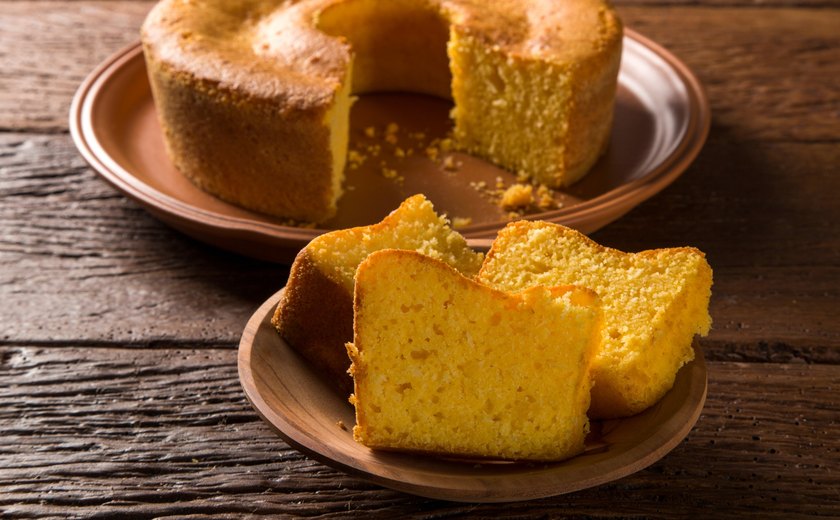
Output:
[
  {"xmin": 272, "ymin": 194, "xmax": 483, "ymax": 395},
  {"xmin": 478, "ymin": 221, "xmax": 713, "ymax": 419},
  {"xmin": 347, "ymin": 249, "xmax": 602, "ymax": 461}
]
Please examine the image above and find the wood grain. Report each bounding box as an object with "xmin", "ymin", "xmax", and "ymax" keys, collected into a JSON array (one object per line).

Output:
[
  {"xmin": 1, "ymin": 346, "xmax": 837, "ymax": 517},
  {"xmin": 0, "ymin": 132, "xmax": 285, "ymax": 345}
]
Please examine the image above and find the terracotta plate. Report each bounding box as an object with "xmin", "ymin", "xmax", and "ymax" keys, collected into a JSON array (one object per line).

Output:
[
  {"xmin": 71, "ymin": 29, "xmax": 709, "ymax": 263},
  {"xmin": 238, "ymin": 289, "xmax": 708, "ymax": 502}
]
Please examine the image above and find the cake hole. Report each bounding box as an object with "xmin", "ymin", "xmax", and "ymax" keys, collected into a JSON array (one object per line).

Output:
[
  {"xmin": 316, "ymin": 0, "xmax": 452, "ymax": 98},
  {"xmin": 410, "ymin": 349, "xmax": 431, "ymax": 360},
  {"xmin": 396, "ymin": 382, "xmax": 413, "ymax": 394}
]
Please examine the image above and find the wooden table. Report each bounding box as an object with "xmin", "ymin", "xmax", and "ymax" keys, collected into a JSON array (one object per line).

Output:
[{"xmin": 2, "ymin": 1, "xmax": 838, "ymax": 517}]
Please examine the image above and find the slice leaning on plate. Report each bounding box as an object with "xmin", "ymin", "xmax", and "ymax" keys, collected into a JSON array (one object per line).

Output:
[{"xmin": 272, "ymin": 194, "xmax": 483, "ymax": 396}]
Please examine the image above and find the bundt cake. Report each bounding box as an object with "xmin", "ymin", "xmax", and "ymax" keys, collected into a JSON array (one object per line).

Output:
[
  {"xmin": 141, "ymin": 0, "xmax": 623, "ymax": 222},
  {"xmin": 478, "ymin": 221, "xmax": 713, "ymax": 419},
  {"xmin": 272, "ymin": 194, "xmax": 482, "ymax": 395},
  {"xmin": 346, "ymin": 249, "xmax": 602, "ymax": 461}
]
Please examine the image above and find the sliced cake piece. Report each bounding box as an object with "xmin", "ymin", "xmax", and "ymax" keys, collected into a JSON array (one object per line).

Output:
[
  {"xmin": 346, "ymin": 249, "xmax": 601, "ymax": 462},
  {"xmin": 272, "ymin": 194, "xmax": 483, "ymax": 396},
  {"xmin": 478, "ymin": 221, "xmax": 713, "ymax": 419}
]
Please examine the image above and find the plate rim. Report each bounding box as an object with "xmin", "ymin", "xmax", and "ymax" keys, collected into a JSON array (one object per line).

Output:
[
  {"xmin": 70, "ymin": 28, "xmax": 710, "ymax": 249},
  {"xmin": 238, "ymin": 288, "xmax": 708, "ymax": 502}
]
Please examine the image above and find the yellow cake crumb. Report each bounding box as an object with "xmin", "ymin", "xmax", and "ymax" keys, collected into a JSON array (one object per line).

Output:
[
  {"xmin": 535, "ymin": 184, "xmax": 556, "ymax": 210},
  {"xmin": 347, "ymin": 250, "xmax": 601, "ymax": 461},
  {"xmin": 272, "ymin": 195, "xmax": 484, "ymax": 397},
  {"xmin": 451, "ymin": 216, "xmax": 472, "ymax": 229},
  {"xmin": 500, "ymin": 183, "xmax": 534, "ymax": 209},
  {"xmin": 478, "ymin": 221, "xmax": 713, "ymax": 418},
  {"xmin": 442, "ymin": 155, "xmax": 458, "ymax": 171}
]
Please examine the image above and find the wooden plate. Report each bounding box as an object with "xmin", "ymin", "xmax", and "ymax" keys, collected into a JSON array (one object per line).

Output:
[
  {"xmin": 238, "ymin": 289, "xmax": 708, "ymax": 502},
  {"xmin": 71, "ymin": 29, "xmax": 710, "ymax": 263}
]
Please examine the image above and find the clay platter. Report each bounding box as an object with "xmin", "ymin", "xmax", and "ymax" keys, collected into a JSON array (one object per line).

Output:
[
  {"xmin": 71, "ymin": 29, "xmax": 710, "ymax": 263},
  {"xmin": 238, "ymin": 289, "xmax": 708, "ymax": 502}
]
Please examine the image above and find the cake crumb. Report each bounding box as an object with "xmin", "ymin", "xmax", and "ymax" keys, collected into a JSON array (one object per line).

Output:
[
  {"xmin": 442, "ymin": 155, "xmax": 457, "ymax": 171},
  {"xmin": 385, "ymin": 122, "xmax": 399, "ymax": 135},
  {"xmin": 337, "ymin": 420, "xmax": 348, "ymax": 431},
  {"xmin": 535, "ymin": 184, "xmax": 557, "ymax": 210},
  {"xmin": 500, "ymin": 183, "xmax": 534, "ymax": 209},
  {"xmin": 425, "ymin": 146, "xmax": 440, "ymax": 161},
  {"xmin": 348, "ymin": 149, "xmax": 366, "ymax": 166},
  {"xmin": 452, "ymin": 216, "xmax": 472, "ymax": 229},
  {"xmin": 364, "ymin": 126, "xmax": 376, "ymax": 138}
]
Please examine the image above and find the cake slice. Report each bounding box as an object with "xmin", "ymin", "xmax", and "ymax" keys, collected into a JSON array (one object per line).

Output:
[
  {"xmin": 478, "ymin": 221, "xmax": 713, "ymax": 419},
  {"xmin": 346, "ymin": 249, "xmax": 601, "ymax": 462},
  {"xmin": 272, "ymin": 195, "xmax": 483, "ymax": 396}
]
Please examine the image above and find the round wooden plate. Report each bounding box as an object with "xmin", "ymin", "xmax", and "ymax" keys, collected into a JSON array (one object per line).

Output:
[
  {"xmin": 238, "ymin": 289, "xmax": 708, "ymax": 502},
  {"xmin": 71, "ymin": 29, "xmax": 709, "ymax": 263}
]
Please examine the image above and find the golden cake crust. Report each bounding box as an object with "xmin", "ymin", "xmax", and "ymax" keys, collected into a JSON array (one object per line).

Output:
[
  {"xmin": 272, "ymin": 248, "xmax": 356, "ymax": 395},
  {"xmin": 142, "ymin": 0, "xmax": 622, "ymax": 220},
  {"xmin": 143, "ymin": 0, "xmax": 621, "ymax": 100}
]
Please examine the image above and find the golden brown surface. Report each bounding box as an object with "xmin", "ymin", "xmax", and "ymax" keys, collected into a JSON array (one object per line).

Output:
[{"xmin": 141, "ymin": 0, "xmax": 622, "ymax": 220}]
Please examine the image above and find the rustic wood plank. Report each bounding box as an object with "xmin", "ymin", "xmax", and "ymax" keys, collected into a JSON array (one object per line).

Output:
[
  {"xmin": 591, "ymin": 136, "xmax": 840, "ymax": 358},
  {"xmin": 0, "ymin": 346, "xmax": 837, "ymax": 517},
  {"xmin": 1, "ymin": 2, "xmax": 838, "ymax": 142},
  {"xmin": 0, "ymin": 133, "xmax": 285, "ymax": 345},
  {"xmin": 0, "ymin": 1, "xmax": 155, "ymax": 132},
  {"xmin": 3, "ymin": 133, "xmax": 838, "ymax": 357},
  {"xmin": 617, "ymin": 6, "xmax": 840, "ymax": 143}
]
